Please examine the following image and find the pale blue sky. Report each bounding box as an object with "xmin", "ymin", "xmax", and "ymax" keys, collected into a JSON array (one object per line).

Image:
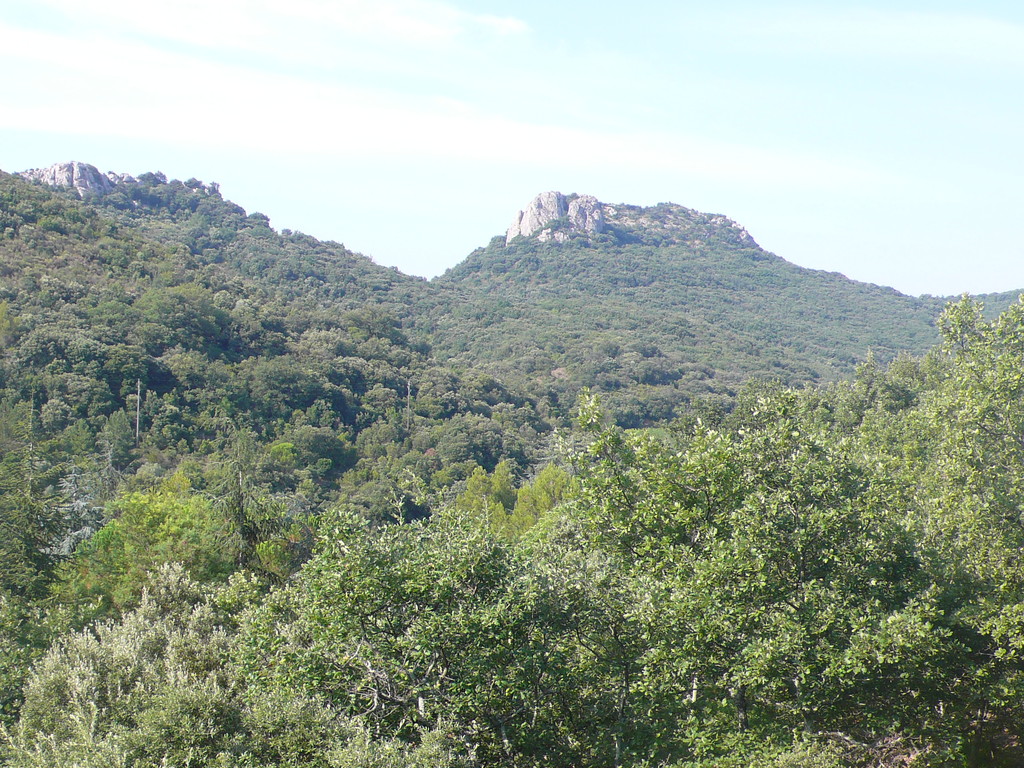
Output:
[{"xmin": 2, "ymin": 0, "xmax": 1023, "ymax": 296}]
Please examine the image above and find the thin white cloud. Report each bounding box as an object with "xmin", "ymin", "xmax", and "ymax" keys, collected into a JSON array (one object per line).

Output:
[
  {"xmin": 475, "ymin": 14, "xmax": 529, "ymax": 36},
  {"xmin": 0, "ymin": 18, "xmax": 889, "ymax": 196},
  {"xmin": 732, "ymin": 8, "xmax": 1024, "ymax": 68},
  {"xmin": 30, "ymin": 0, "xmax": 267, "ymax": 50},
  {"xmin": 31, "ymin": 0, "xmax": 528, "ymax": 52}
]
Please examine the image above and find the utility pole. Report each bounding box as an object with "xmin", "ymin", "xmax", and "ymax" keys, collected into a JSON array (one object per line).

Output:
[
  {"xmin": 134, "ymin": 378, "xmax": 142, "ymax": 446},
  {"xmin": 406, "ymin": 379, "xmax": 412, "ymax": 431}
]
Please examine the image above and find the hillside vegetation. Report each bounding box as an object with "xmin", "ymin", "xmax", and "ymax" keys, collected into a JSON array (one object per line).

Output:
[
  {"xmin": 2, "ymin": 168, "xmax": 1024, "ymax": 767},
  {"xmin": 435, "ymin": 203, "xmax": 956, "ymax": 425}
]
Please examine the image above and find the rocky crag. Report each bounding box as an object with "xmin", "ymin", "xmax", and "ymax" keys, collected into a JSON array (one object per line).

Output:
[
  {"xmin": 19, "ymin": 161, "xmax": 135, "ymax": 197},
  {"xmin": 506, "ymin": 191, "xmax": 757, "ymax": 250},
  {"xmin": 505, "ymin": 191, "xmax": 605, "ymax": 244}
]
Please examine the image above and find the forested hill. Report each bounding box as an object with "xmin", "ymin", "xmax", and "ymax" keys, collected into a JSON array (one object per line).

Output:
[
  {"xmin": 433, "ymin": 192, "xmax": 1018, "ymax": 425},
  {"xmin": 0, "ymin": 168, "xmax": 549, "ymax": 526},
  {"xmin": 8, "ymin": 167, "xmax": 1021, "ymax": 429},
  {"xmin": 9, "ymin": 165, "xmax": 1024, "ymax": 767}
]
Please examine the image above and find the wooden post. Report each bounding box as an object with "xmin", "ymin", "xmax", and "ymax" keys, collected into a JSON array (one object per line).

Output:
[{"xmin": 135, "ymin": 378, "xmax": 142, "ymax": 445}]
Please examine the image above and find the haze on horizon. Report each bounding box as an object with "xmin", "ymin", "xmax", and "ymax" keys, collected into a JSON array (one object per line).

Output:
[{"xmin": 2, "ymin": 0, "xmax": 1022, "ymax": 297}]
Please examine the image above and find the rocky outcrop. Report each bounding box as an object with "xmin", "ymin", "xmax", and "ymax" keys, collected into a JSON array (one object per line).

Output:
[
  {"xmin": 504, "ymin": 191, "xmax": 759, "ymax": 250},
  {"xmin": 567, "ymin": 195, "xmax": 604, "ymax": 235},
  {"xmin": 506, "ymin": 191, "xmax": 605, "ymax": 244},
  {"xmin": 603, "ymin": 203, "xmax": 758, "ymax": 249},
  {"xmin": 506, "ymin": 191, "xmax": 566, "ymax": 243},
  {"xmin": 19, "ymin": 162, "xmax": 133, "ymax": 197}
]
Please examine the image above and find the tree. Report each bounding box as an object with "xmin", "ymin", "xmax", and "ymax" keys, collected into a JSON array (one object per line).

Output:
[
  {"xmin": 236, "ymin": 505, "xmax": 506, "ymax": 762},
  {"xmin": 55, "ymin": 477, "xmax": 235, "ymax": 610},
  {"xmin": 894, "ymin": 296, "xmax": 1024, "ymax": 765},
  {"xmin": 6, "ymin": 566, "xmax": 239, "ymax": 767},
  {"xmin": 571, "ymin": 390, "xmax": 931, "ymax": 761},
  {"xmin": 451, "ymin": 461, "xmax": 518, "ymax": 537},
  {"xmin": 0, "ymin": 301, "xmax": 19, "ymax": 348},
  {"xmin": 0, "ymin": 402, "xmax": 62, "ymax": 599},
  {"xmin": 509, "ymin": 463, "xmax": 576, "ymax": 535}
]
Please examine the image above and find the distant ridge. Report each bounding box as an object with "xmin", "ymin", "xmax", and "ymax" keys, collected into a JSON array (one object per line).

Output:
[
  {"xmin": 9, "ymin": 165, "xmax": 1023, "ymax": 425},
  {"xmin": 431, "ymin": 192, "xmax": 988, "ymax": 424}
]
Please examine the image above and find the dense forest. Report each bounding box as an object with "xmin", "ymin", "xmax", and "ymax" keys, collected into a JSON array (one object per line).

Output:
[{"xmin": 2, "ymin": 167, "xmax": 1024, "ymax": 766}]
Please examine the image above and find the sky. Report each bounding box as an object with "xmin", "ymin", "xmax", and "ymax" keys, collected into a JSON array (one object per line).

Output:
[{"xmin": 1, "ymin": 0, "xmax": 1023, "ymax": 297}]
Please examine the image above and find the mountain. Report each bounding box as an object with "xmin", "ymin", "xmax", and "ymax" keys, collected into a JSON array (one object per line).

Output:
[
  {"xmin": 10, "ymin": 165, "xmax": 1021, "ymax": 431},
  {"xmin": 0, "ymin": 166, "xmax": 550, "ymax": 525},
  {"xmin": 11, "ymin": 166, "xmax": 1024, "ymax": 768},
  {"xmin": 430, "ymin": 191, "xmax": 1009, "ymax": 425}
]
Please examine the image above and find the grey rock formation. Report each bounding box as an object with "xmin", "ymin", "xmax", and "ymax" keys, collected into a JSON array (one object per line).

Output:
[
  {"xmin": 506, "ymin": 191, "xmax": 567, "ymax": 243},
  {"xmin": 505, "ymin": 191, "xmax": 605, "ymax": 244},
  {"xmin": 106, "ymin": 172, "xmax": 137, "ymax": 186},
  {"xmin": 567, "ymin": 194, "xmax": 604, "ymax": 235},
  {"xmin": 19, "ymin": 161, "xmax": 133, "ymax": 196}
]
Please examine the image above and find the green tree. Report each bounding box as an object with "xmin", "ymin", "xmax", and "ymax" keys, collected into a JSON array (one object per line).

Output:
[
  {"xmin": 237, "ymin": 505, "xmax": 518, "ymax": 762},
  {"xmin": 572, "ymin": 390, "xmax": 930, "ymax": 760},
  {"xmin": 6, "ymin": 566, "xmax": 241, "ymax": 767},
  {"xmin": 451, "ymin": 461, "xmax": 519, "ymax": 538},
  {"xmin": 0, "ymin": 404, "xmax": 62, "ymax": 599},
  {"xmin": 894, "ymin": 296, "xmax": 1024, "ymax": 765},
  {"xmin": 55, "ymin": 476, "xmax": 235, "ymax": 610},
  {"xmin": 509, "ymin": 463, "xmax": 576, "ymax": 535},
  {"xmin": 0, "ymin": 301, "xmax": 18, "ymax": 348}
]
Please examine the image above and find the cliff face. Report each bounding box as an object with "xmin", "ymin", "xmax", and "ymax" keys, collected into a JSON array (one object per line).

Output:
[
  {"xmin": 19, "ymin": 162, "xmax": 135, "ymax": 196},
  {"xmin": 506, "ymin": 191, "xmax": 605, "ymax": 244}
]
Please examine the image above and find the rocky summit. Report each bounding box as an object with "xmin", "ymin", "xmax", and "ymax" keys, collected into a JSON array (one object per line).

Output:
[
  {"xmin": 505, "ymin": 191, "xmax": 758, "ymax": 250},
  {"xmin": 19, "ymin": 161, "xmax": 135, "ymax": 197},
  {"xmin": 506, "ymin": 191, "xmax": 605, "ymax": 244}
]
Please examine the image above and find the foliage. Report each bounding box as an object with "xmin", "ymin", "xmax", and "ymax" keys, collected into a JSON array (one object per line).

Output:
[
  {"xmin": 431, "ymin": 217, "xmax": 1017, "ymax": 427},
  {"xmin": 7, "ymin": 168, "xmax": 1024, "ymax": 767},
  {"xmin": 54, "ymin": 477, "xmax": 237, "ymax": 610},
  {"xmin": 0, "ymin": 402, "xmax": 63, "ymax": 599},
  {"xmin": 571, "ymin": 388, "xmax": 931, "ymax": 759},
  {"xmin": 4, "ymin": 565, "xmax": 241, "ymax": 767},
  {"xmin": 0, "ymin": 168, "xmax": 549, "ymax": 530}
]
